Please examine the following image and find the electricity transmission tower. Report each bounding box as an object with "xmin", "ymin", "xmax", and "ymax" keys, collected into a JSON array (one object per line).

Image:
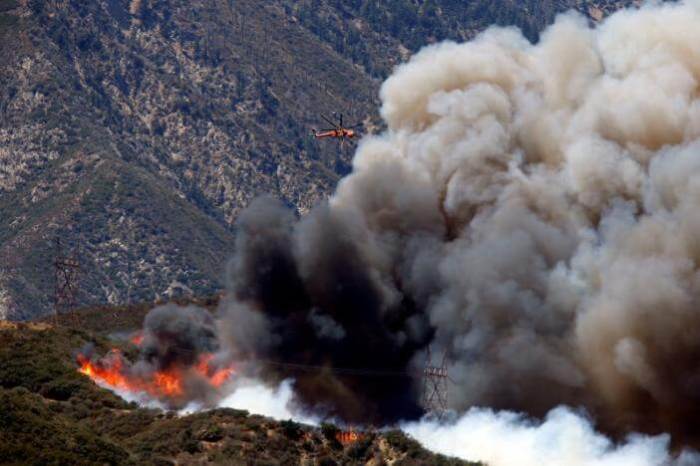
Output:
[
  {"xmin": 421, "ymin": 346, "xmax": 450, "ymax": 418},
  {"xmin": 53, "ymin": 237, "xmax": 81, "ymax": 326}
]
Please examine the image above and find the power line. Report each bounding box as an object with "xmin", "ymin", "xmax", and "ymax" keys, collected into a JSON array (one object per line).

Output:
[
  {"xmin": 105, "ymin": 338, "xmax": 455, "ymax": 415},
  {"xmin": 253, "ymin": 358, "xmax": 418, "ymax": 378},
  {"xmin": 117, "ymin": 342, "xmax": 423, "ymax": 378}
]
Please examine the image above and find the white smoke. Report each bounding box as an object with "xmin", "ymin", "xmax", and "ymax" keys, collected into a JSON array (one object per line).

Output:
[
  {"xmin": 211, "ymin": 380, "xmax": 697, "ymax": 466},
  {"xmin": 218, "ymin": 378, "xmax": 319, "ymax": 425},
  {"xmin": 210, "ymin": 379, "xmax": 700, "ymax": 466},
  {"xmin": 403, "ymin": 407, "xmax": 700, "ymax": 466}
]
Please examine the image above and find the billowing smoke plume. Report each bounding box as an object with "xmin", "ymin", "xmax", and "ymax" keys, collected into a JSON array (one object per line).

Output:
[
  {"xmin": 139, "ymin": 303, "xmax": 219, "ymax": 369},
  {"xmin": 219, "ymin": 196, "xmax": 428, "ymax": 422},
  {"xmin": 403, "ymin": 407, "xmax": 700, "ymax": 466},
  {"xmin": 78, "ymin": 304, "xmax": 233, "ymax": 407},
  {"xmin": 218, "ymin": 0, "xmax": 700, "ymax": 443}
]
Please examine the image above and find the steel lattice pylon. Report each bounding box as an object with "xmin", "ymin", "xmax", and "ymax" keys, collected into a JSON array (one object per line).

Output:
[
  {"xmin": 53, "ymin": 238, "xmax": 80, "ymax": 326},
  {"xmin": 421, "ymin": 346, "xmax": 450, "ymax": 418}
]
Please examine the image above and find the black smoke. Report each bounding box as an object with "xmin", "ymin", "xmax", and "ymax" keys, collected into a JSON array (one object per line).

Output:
[
  {"xmin": 219, "ymin": 197, "xmax": 432, "ymax": 424},
  {"xmin": 138, "ymin": 303, "xmax": 219, "ymax": 370}
]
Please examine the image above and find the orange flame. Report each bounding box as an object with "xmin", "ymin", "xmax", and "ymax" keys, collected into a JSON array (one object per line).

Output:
[
  {"xmin": 77, "ymin": 349, "xmax": 234, "ymax": 401},
  {"xmin": 130, "ymin": 332, "xmax": 144, "ymax": 346},
  {"xmin": 195, "ymin": 353, "xmax": 235, "ymax": 388},
  {"xmin": 336, "ymin": 429, "xmax": 363, "ymax": 445}
]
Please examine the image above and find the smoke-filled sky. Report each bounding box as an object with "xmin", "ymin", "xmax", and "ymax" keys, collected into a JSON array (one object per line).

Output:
[
  {"xmin": 95, "ymin": 1, "xmax": 700, "ymax": 462},
  {"xmin": 214, "ymin": 0, "xmax": 700, "ymax": 443}
]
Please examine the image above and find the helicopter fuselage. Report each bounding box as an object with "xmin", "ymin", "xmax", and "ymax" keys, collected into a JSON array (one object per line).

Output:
[{"xmin": 315, "ymin": 128, "xmax": 356, "ymax": 139}]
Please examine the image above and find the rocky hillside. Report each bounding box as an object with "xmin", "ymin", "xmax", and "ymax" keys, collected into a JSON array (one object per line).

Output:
[
  {"xmin": 0, "ymin": 0, "xmax": 644, "ymax": 320},
  {"xmin": 0, "ymin": 315, "xmax": 482, "ymax": 465}
]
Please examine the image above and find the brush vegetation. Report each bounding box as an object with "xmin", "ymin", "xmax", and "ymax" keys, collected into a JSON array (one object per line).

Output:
[{"xmin": 0, "ymin": 309, "xmax": 482, "ymax": 465}]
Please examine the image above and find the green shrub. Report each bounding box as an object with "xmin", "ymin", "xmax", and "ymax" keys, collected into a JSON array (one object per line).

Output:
[
  {"xmin": 385, "ymin": 430, "xmax": 417, "ymax": 451},
  {"xmin": 212, "ymin": 407, "xmax": 248, "ymax": 418},
  {"xmin": 320, "ymin": 423, "xmax": 339, "ymax": 442},
  {"xmin": 199, "ymin": 425, "xmax": 224, "ymax": 442},
  {"xmin": 320, "ymin": 422, "xmax": 342, "ymax": 450},
  {"xmin": 317, "ymin": 457, "xmax": 337, "ymax": 466},
  {"xmin": 40, "ymin": 378, "xmax": 82, "ymax": 401},
  {"xmin": 0, "ymin": 387, "xmax": 129, "ymax": 465},
  {"xmin": 281, "ymin": 419, "xmax": 302, "ymax": 440},
  {"xmin": 346, "ymin": 436, "xmax": 373, "ymax": 461}
]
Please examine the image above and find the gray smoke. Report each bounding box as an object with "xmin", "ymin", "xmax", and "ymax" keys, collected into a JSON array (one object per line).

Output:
[
  {"xmin": 217, "ymin": 0, "xmax": 700, "ymax": 444},
  {"xmin": 86, "ymin": 304, "xmax": 228, "ymax": 407},
  {"xmin": 138, "ymin": 303, "xmax": 219, "ymax": 369}
]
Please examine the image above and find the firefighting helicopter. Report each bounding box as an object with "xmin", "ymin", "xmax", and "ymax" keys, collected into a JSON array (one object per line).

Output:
[{"xmin": 312, "ymin": 112, "xmax": 363, "ymax": 148}]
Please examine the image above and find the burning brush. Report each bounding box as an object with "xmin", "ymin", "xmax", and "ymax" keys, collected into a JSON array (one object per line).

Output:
[
  {"xmin": 76, "ymin": 349, "xmax": 235, "ymax": 404},
  {"xmin": 76, "ymin": 304, "xmax": 235, "ymax": 407}
]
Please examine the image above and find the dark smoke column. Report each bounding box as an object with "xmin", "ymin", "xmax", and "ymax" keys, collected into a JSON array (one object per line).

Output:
[{"xmin": 219, "ymin": 196, "xmax": 436, "ymax": 423}]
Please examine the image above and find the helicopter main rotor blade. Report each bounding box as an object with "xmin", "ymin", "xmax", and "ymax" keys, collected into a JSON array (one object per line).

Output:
[{"xmin": 321, "ymin": 114, "xmax": 337, "ymax": 128}]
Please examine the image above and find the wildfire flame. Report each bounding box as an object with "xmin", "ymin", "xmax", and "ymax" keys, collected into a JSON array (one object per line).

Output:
[
  {"xmin": 77, "ymin": 349, "xmax": 235, "ymax": 401},
  {"xmin": 196, "ymin": 354, "xmax": 234, "ymax": 388},
  {"xmin": 130, "ymin": 332, "xmax": 144, "ymax": 346},
  {"xmin": 336, "ymin": 429, "xmax": 363, "ymax": 445}
]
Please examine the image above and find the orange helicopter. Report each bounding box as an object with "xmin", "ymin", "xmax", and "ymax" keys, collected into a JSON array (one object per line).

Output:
[{"xmin": 312, "ymin": 113, "xmax": 362, "ymax": 147}]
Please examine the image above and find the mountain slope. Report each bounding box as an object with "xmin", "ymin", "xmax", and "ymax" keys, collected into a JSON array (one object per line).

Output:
[
  {"xmin": 0, "ymin": 0, "xmax": 379, "ymax": 319},
  {"xmin": 0, "ymin": 0, "xmax": 645, "ymax": 320},
  {"xmin": 0, "ymin": 320, "xmax": 481, "ymax": 465}
]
